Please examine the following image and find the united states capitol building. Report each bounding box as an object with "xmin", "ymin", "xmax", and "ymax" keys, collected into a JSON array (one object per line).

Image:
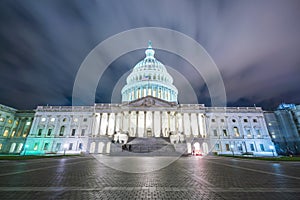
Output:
[{"xmin": 0, "ymin": 43, "xmax": 276, "ymax": 156}]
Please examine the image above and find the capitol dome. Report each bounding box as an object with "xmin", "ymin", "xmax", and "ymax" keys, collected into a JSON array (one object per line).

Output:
[{"xmin": 121, "ymin": 41, "xmax": 178, "ymax": 103}]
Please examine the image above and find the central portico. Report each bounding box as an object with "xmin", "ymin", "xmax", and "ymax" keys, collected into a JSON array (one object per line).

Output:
[{"xmin": 93, "ymin": 96, "xmax": 206, "ymax": 139}]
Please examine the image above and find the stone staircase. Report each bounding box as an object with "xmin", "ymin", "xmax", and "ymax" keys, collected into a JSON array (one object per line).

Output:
[{"xmin": 110, "ymin": 137, "xmax": 184, "ymax": 156}]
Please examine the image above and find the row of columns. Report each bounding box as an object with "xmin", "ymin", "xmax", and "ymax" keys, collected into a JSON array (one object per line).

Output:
[
  {"xmin": 92, "ymin": 111, "xmax": 206, "ymax": 138},
  {"xmin": 123, "ymin": 85, "xmax": 176, "ymax": 102}
]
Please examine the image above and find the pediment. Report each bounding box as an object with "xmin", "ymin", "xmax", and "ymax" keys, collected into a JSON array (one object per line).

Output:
[{"xmin": 124, "ymin": 96, "xmax": 177, "ymax": 107}]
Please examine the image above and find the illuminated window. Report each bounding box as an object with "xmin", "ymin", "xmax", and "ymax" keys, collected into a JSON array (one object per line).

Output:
[
  {"xmin": 256, "ymin": 129, "xmax": 261, "ymax": 136},
  {"xmin": 3, "ymin": 130, "xmax": 9, "ymax": 137},
  {"xmin": 11, "ymin": 130, "xmax": 15, "ymax": 137},
  {"xmin": 268, "ymin": 123, "xmax": 272, "ymax": 126},
  {"xmin": 272, "ymin": 135, "xmax": 276, "ymax": 139},
  {"xmin": 59, "ymin": 126, "xmax": 65, "ymax": 136},
  {"xmin": 233, "ymin": 127, "xmax": 240, "ymax": 137},
  {"xmin": 223, "ymin": 129, "xmax": 228, "ymax": 137},
  {"xmin": 26, "ymin": 122, "xmax": 31, "ymax": 126},
  {"xmin": 50, "ymin": 118, "xmax": 55, "ymax": 122},
  {"xmin": 0, "ymin": 117, "xmax": 4, "ymax": 122},
  {"xmin": 246, "ymin": 129, "xmax": 251, "ymax": 137},
  {"xmin": 41, "ymin": 118, "xmax": 46, "ymax": 122},
  {"xmin": 8, "ymin": 119, "xmax": 13, "ymax": 124},
  {"xmin": 0, "ymin": 143, "xmax": 2, "ymax": 150},
  {"xmin": 33, "ymin": 143, "xmax": 38, "ymax": 151},
  {"xmin": 15, "ymin": 121, "xmax": 18, "ymax": 125},
  {"xmin": 73, "ymin": 118, "xmax": 78, "ymax": 122}
]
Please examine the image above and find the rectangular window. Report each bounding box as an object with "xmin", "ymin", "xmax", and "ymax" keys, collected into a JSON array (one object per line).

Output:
[
  {"xmin": 213, "ymin": 129, "xmax": 218, "ymax": 136},
  {"xmin": 81, "ymin": 129, "xmax": 85, "ymax": 136},
  {"xmin": 33, "ymin": 143, "xmax": 39, "ymax": 151},
  {"xmin": 250, "ymin": 144, "xmax": 255, "ymax": 151},
  {"xmin": 237, "ymin": 144, "xmax": 242, "ymax": 151},
  {"xmin": 260, "ymin": 144, "xmax": 265, "ymax": 151},
  {"xmin": 68, "ymin": 143, "xmax": 73, "ymax": 150},
  {"xmin": 247, "ymin": 129, "xmax": 251, "ymax": 138},
  {"xmin": 220, "ymin": 119, "xmax": 225, "ymax": 122},
  {"xmin": 234, "ymin": 127, "xmax": 240, "ymax": 137},
  {"xmin": 83, "ymin": 118, "xmax": 87, "ymax": 122},
  {"xmin": 38, "ymin": 129, "xmax": 43, "ymax": 136},
  {"xmin": 215, "ymin": 143, "xmax": 220, "ymax": 150},
  {"xmin": 223, "ymin": 129, "xmax": 228, "ymax": 137},
  {"xmin": 55, "ymin": 143, "xmax": 61, "ymax": 151},
  {"xmin": 0, "ymin": 143, "xmax": 2, "ymax": 150},
  {"xmin": 71, "ymin": 129, "xmax": 76, "ymax": 136},
  {"xmin": 211, "ymin": 119, "xmax": 216, "ymax": 122},
  {"xmin": 225, "ymin": 144, "xmax": 230, "ymax": 151},
  {"xmin": 256, "ymin": 129, "xmax": 261, "ymax": 135},
  {"xmin": 79, "ymin": 143, "xmax": 83, "ymax": 150},
  {"xmin": 244, "ymin": 119, "xmax": 248, "ymax": 123},
  {"xmin": 3, "ymin": 129, "xmax": 9, "ymax": 137},
  {"xmin": 44, "ymin": 143, "xmax": 49, "ymax": 150},
  {"xmin": 47, "ymin": 129, "xmax": 52, "ymax": 136},
  {"xmin": 11, "ymin": 130, "xmax": 15, "ymax": 137}
]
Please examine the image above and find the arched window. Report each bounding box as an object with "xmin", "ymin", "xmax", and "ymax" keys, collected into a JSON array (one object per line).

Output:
[{"xmin": 59, "ymin": 126, "xmax": 65, "ymax": 136}]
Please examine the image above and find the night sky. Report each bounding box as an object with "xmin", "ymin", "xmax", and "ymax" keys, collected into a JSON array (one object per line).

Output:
[{"xmin": 0, "ymin": 0, "xmax": 300, "ymax": 111}]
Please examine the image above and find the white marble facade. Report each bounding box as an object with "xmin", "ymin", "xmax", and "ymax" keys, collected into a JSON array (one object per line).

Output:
[{"xmin": 25, "ymin": 96, "xmax": 276, "ymax": 156}]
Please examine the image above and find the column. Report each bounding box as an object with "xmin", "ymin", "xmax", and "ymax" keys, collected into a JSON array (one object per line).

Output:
[
  {"xmin": 191, "ymin": 113, "xmax": 199, "ymax": 136},
  {"xmin": 146, "ymin": 111, "xmax": 152, "ymax": 137},
  {"xmin": 99, "ymin": 113, "xmax": 108, "ymax": 135},
  {"xmin": 137, "ymin": 111, "xmax": 145, "ymax": 137},
  {"xmin": 169, "ymin": 112, "xmax": 175, "ymax": 132},
  {"xmin": 93, "ymin": 113, "xmax": 100, "ymax": 137},
  {"xmin": 129, "ymin": 111, "xmax": 137, "ymax": 137},
  {"xmin": 183, "ymin": 113, "xmax": 191, "ymax": 136},
  {"xmin": 162, "ymin": 111, "xmax": 168, "ymax": 137},
  {"xmin": 122, "ymin": 111, "xmax": 129, "ymax": 132},
  {"xmin": 107, "ymin": 113, "xmax": 116, "ymax": 135},
  {"xmin": 154, "ymin": 111, "xmax": 161, "ymax": 137}
]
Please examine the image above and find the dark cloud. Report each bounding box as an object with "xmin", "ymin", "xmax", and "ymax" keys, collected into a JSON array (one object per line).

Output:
[{"xmin": 0, "ymin": 0, "xmax": 299, "ymax": 110}]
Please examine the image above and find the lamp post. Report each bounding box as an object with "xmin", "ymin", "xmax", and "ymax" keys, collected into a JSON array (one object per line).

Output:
[
  {"xmin": 63, "ymin": 144, "xmax": 68, "ymax": 156},
  {"xmin": 269, "ymin": 145, "xmax": 275, "ymax": 157},
  {"xmin": 230, "ymin": 144, "xmax": 235, "ymax": 156}
]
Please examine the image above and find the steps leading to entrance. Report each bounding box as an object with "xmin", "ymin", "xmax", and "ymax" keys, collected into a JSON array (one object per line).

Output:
[{"xmin": 110, "ymin": 137, "xmax": 184, "ymax": 156}]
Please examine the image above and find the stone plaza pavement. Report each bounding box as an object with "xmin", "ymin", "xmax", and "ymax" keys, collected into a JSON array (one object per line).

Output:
[{"xmin": 0, "ymin": 155, "xmax": 299, "ymax": 200}]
